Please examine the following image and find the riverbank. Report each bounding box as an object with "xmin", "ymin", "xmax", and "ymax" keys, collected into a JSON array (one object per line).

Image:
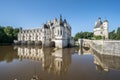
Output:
[{"xmin": 0, "ymin": 43, "xmax": 13, "ymax": 46}]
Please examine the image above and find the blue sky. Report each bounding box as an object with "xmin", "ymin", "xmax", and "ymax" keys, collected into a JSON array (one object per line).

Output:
[{"xmin": 0, "ymin": 0, "xmax": 120, "ymax": 36}]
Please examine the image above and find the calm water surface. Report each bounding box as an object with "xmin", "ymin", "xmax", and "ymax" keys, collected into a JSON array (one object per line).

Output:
[{"xmin": 0, "ymin": 46, "xmax": 120, "ymax": 80}]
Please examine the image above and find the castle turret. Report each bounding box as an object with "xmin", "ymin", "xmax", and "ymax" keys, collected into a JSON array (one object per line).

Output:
[
  {"xmin": 64, "ymin": 19, "xmax": 67, "ymax": 23},
  {"xmin": 54, "ymin": 17, "xmax": 57, "ymax": 24},
  {"xmin": 60, "ymin": 15, "xmax": 62, "ymax": 22},
  {"xmin": 103, "ymin": 20, "xmax": 109, "ymax": 39},
  {"xmin": 103, "ymin": 20, "xmax": 109, "ymax": 28},
  {"xmin": 59, "ymin": 15, "xmax": 63, "ymax": 26}
]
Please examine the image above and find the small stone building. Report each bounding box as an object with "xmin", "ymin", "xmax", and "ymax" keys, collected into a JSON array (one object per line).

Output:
[{"xmin": 93, "ymin": 17, "xmax": 109, "ymax": 39}]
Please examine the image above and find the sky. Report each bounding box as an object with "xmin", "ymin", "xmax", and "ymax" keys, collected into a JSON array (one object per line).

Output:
[{"xmin": 0, "ymin": 0, "xmax": 120, "ymax": 36}]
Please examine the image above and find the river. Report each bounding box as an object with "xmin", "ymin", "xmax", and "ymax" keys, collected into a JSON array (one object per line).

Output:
[{"xmin": 0, "ymin": 46, "xmax": 120, "ymax": 80}]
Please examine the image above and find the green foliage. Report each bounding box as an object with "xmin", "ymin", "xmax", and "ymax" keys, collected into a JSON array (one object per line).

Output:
[
  {"xmin": 116, "ymin": 27, "xmax": 120, "ymax": 40},
  {"xmin": 4, "ymin": 26, "xmax": 13, "ymax": 37},
  {"xmin": 74, "ymin": 27, "xmax": 120, "ymax": 41},
  {"xmin": 74, "ymin": 31, "xmax": 93, "ymax": 41},
  {"xmin": 109, "ymin": 30, "xmax": 117, "ymax": 39},
  {"xmin": 13, "ymin": 28, "xmax": 19, "ymax": 40},
  {"xmin": 93, "ymin": 35, "xmax": 102, "ymax": 40},
  {"xmin": 109, "ymin": 27, "xmax": 120, "ymax": 40},
  {"xmin": 0, "ymin": 26, "xmax": 19, "ymax": 44},
  {"xmin": 0, "ymin": 26, "xmax": 7, "ymax": 43}
]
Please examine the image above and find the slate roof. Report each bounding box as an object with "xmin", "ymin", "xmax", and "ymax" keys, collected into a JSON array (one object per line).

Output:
[
  {"xmin": 94, "ymin": 21, "xmax": 102, "ymax": 28},
  {"xmin": 43, "ymin": 24, "xmax": 48, "ymax": 29}
]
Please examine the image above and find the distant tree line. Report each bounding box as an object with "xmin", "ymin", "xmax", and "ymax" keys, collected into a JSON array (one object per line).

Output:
[
  {"xmin": 74, "ymin": 27, "xmax": 120, "ymax": 41},
  {"xmin": 0, "ymin": 26, "xmax": 19, "ymax": 44},
  {"xmin": 74, "ymin": 32, "xmax": 93, "ymax": 41},
  {"xmin": 0, "ymin": 26, "xmax": 120, "ymax": 44}
]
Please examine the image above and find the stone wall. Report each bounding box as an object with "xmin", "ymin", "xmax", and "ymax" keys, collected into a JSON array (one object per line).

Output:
[{"xmin": 92, "ymin": 40, "xmax": 120, "ymax": 56}]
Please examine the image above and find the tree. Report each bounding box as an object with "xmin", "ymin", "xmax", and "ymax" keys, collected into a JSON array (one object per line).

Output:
[
  {"xmin": 4, "ymin": 26, "xmax": 14, "ymax": 43},
  {"xmin": 116, "ymin": 27, "xmax": 120, "ymax": 40},
  {"xmin": 0, "ymin": 26, "xmax": 6, "ymax": 43},
  {"xmin": 74, "ymin": 31, "xmax": 93, "ymax": 41},
  {"xmin": 4, "ymin": 26, "xmax": 13, "ymax": 37},
  {"xmin": 13, "ymin": 28, "xmax": 19, "ymax": 40},
  {"xmin": 109, "ymin": 30, "xmax": 117, "ymax": 40},
  {"xmin": 93, "ymin": 35, "xmax": 102, "ymax": 40},
  {"xmin": 0, "ymin": 26, "xmax": 19, "ymax": 44}
]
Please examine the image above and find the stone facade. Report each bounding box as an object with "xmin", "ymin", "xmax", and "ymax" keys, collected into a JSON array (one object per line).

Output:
[
  {"xmin": 93, "ymin": 17, "xmax": 109, "ymax": 39},
  {"xmin": 17, "ymin": 15, "xmax": 74, "ymax": 48}
]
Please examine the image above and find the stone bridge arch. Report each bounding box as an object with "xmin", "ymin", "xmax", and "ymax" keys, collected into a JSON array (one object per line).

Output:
[
  {"xmin": 78, "ymin": 39, "xmax": 91, "ymax": 48},
  {"xmin": 50, "ymin": 41, "xmax": 55, "ymax": 47},
  {"xmin": 35, "ymin": 40, "xmax": 42, "ymax": 45}
]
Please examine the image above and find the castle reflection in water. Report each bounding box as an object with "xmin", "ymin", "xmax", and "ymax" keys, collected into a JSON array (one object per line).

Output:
[
  {"xmin": 13, "ymin": 46, "xmax": 120, "ymax": 75},
  {"xmin": 93, "ymin": 49, "xmax": 120, "ymax": 72},
  {"xmin": 15, "ymin": 46, "xmax": 74, "ymax": 75},
  {"xmin": 75, "ymin": 46, "xmax": 120, "ymax": 72}
]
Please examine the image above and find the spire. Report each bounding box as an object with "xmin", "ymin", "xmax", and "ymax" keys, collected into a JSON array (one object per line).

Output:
[
  {"xmin": 98, "ymin": 17, "xmax": 101, "ymax": 21},
  {"xmin": 55, "ymin": 17, "xmax": 57, "ymax": 21},
  {"xmin": 60, "ymin": 14, "xmax": 62, "ymax": 22},
  {"xmin": 59, "ymin": 14, "xmax": 63, "ymax": 26},
  {"xmin": 64, "ymin": 19, "xmax": 67, "ymax": 23},
  {"xmin": 19, "ymin": 27, "xmax": 22, "ymax": 32}
]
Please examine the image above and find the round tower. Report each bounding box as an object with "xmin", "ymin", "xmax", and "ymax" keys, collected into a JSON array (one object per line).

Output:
[
  {"xmin": 103, "ymin": 20, "xmax": 109, "ymax": 39},
  {"xmin": 103, "ymin": 20, "xmax": 109, "ymax": 28}
]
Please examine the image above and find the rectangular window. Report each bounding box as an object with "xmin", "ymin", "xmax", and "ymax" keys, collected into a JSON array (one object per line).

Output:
[
  {"xmin": 58, "ymin": 30, "xmax": 59, "ymax": 35},
  {"xmin": 61, "ymin": 30, "xmax": 62, "ymax": 35}
]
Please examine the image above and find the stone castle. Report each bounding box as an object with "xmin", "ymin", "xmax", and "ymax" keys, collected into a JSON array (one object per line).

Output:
[
  {"xmin": 93, "ymin": 17, "xmax": 109, "ymax": 39},
  {"xmin": 16, "ymin": 15, "xmax": 74, "ymax": 48}
]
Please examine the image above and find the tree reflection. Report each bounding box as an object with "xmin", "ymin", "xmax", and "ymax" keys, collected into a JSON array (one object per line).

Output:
[{"xmin": 0, "ymin": 46, "xmax": 18, "ymax": 63}]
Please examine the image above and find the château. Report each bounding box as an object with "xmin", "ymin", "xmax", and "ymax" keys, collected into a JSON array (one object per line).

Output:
[{"xmin": 16, "ymin": 15, "xmax": 74, "ymax": 48}]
